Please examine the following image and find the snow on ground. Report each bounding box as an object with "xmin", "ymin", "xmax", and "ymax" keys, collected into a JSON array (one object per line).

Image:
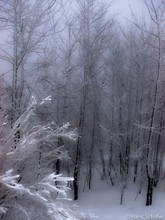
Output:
[{"xmin": 73, "ymin": 181, "xmax": 165, "ymax": 220}]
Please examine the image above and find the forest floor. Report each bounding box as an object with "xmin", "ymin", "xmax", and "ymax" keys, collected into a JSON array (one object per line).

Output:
[{"xmin": 73, "ymin": 180, "xmax": 165, "ymax": 220}]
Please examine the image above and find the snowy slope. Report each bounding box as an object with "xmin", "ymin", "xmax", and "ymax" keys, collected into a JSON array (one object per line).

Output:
[{"xmin": 73, "ymin": 181, "xmax": 165, "ymax": 220}]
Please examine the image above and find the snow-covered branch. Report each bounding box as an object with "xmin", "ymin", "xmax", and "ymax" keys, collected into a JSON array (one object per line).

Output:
[{"xmin": 0, "ymin": 96, "xmax": 90, "ymax": 220}]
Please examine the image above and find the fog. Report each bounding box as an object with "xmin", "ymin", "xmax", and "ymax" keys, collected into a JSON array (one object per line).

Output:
[{"xmin": 112, "ymin": 0, "xmax": 147, "ymax": 22}]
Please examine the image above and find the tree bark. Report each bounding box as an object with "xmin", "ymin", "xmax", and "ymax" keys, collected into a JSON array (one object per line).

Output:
[{"xmin": 146, "ymin": 176, "xmax": 154, "ymax": 206}]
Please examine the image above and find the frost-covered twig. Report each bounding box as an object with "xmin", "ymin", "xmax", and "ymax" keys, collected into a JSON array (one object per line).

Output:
[
  {"xmin": 0, "ymin": 206, "xmax": 8, "ymax": 214},
  {"xmin": 0, "ymin": 96, "xmax": 92, "ymax": 220}
]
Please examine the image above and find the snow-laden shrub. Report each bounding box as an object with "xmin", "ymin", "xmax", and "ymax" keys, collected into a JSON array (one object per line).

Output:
[{"xmin": 0, "ymin": 96, "xmax": 91, "ymax": 220}]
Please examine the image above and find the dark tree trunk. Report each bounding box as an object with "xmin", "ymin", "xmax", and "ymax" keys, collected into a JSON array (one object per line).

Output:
[
  {"xmin": 146, "ymin": 176, "xmax": 154, "ymax": 206},
  {"xmin": 55, "ymin": 137, "xmax": 63, "ymax": 174},
  {"xmin": 73, "ymin": 135, "xmax": 81, "ymax": 200},
  {"xmin": 73, "ymin": 164, "xmax": 79, "ymax": 200},
  {"xmin": 125, "ymin": 137, "xmax": 130, "ymax": 175},
  {"xmin": 120, "ymin": 183, "xmax": 126, "ymax": 205},
  {"xmin": 133, "ymin": 161, "xmax": 138, "ymax": 183},
  {"xmin": 56, "ymin": 159, "xmax": 60, "ymax": 175}
]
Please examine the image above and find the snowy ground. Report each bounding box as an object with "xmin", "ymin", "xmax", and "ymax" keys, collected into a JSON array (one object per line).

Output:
[{"xmin": 73, "ymin": 181, "xmax": 165, "ymax": 220}]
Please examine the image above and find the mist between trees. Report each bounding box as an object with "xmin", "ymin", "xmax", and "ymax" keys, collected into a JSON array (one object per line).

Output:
[{"xmin": 0, "ymin": 0, "xmax": 165, "ymax": 219}]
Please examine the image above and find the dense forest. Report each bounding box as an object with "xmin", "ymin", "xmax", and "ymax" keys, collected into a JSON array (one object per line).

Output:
[{"xmin": 0, "ymin": 0, "xmax": 165, "ymax": 219}]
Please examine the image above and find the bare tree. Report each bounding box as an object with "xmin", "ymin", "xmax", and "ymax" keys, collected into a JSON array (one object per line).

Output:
[
  {"xmin": 0, "ymin": 0, "xmax": 58, "ymax": 126},
  {"xmin": 124, "ymin": 0, "xmax": 165, "ymax": 205},
  {"xmin": 69, "ymin": 0, "xmax": 115, "ymax": 199}
]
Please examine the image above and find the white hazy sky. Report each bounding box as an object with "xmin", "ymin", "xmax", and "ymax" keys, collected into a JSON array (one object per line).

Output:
[
  {"xmin": 111, "ymin": 0, "xmax": 146, "ymax": 21},
  {"xmin": 0, "ymin": 0, "xmax": 162, "ymax": 77}
]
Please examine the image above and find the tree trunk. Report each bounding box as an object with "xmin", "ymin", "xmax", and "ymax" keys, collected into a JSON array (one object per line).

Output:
[
  {"xmin": 73, "ymin": 137, "xmax": 81, "ymax": 200},
  {"xmin": 73, "ymin": 165, "xmax": 79, "ymax": 200},
  {"xmin": 146, "ymin": 176, "xmax": 154, "ymax": 206},
  {"xmin": 133, "ymin": 161, "xmax": 138, "ymax": 183},
  {"xmin": 73, "ymin": 115, "xmax": 82, "ymax": 200}
]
